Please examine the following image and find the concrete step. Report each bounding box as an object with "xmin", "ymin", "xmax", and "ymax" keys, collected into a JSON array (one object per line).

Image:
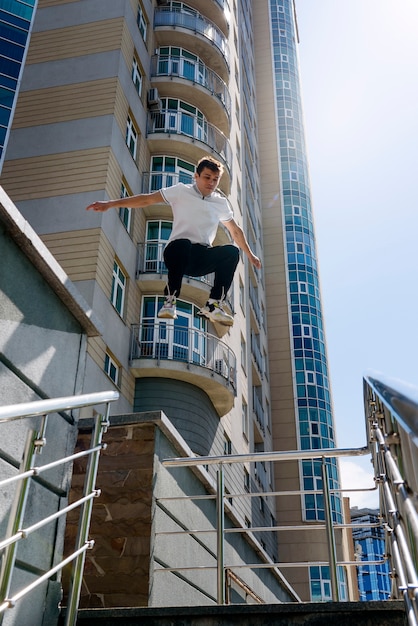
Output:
[{"xmin": 63, "ymin": 601, "xmax": 407, "ymax": 626}]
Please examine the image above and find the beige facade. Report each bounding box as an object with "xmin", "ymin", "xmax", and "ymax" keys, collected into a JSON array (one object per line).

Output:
[{"xmin": 2, "ymin": 0, "xmax": 351, "ymax": 604}]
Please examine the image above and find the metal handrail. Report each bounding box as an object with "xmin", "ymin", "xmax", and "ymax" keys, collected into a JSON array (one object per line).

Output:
[
  {"xmin": 147, "ymin": 109, "xmax": 232, "ymax": 171},
  {"xmin": 0, "ymin": 391, "xmax": 119, "ymax": 626},
  {"xmin": 154, "ymin": 7, "xmax": 230, "ymax": 68},
  {"xmin": 364, "ymin": 371, "xmax": 418, "ymax": 626},
  {"xmin": 161, "ymin": 446, "xmax": 370, "ymax": 604},
  {"xmin": 150, "ymin": 54, "xmax": 231, "ymax": 118},
  {"xmin": 157, "ymin": 372, "xmax": 418, "ymax": 621},
  {"xmin": 130, "ymin": 322, "xmax": 237, "ymax": 391}
]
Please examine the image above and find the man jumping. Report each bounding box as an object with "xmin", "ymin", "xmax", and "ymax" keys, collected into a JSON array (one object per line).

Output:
[{"xmin": 86, "ymin": 155, "xmax": 261, "ymax": 326}]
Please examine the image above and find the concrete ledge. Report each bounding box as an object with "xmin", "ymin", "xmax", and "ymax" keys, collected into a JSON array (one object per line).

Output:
[{"xmin": 66, "ymin": 601, "xmax": 407, "ymax": 626}]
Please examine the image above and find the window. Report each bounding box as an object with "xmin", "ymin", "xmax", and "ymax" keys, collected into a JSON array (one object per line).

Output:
[
  {"xmin": 281, "ymin": 54, "xmax": 288, "ymax": 62},
  {"xmin": 239, "ymin": 278, "xmax": 244, "ymax": 311},
  {"xmin": 244, "ymin": 468, "xmax": 250, "ymax": 492},
  {"xmin": 150, "ymin": 155, "xmax": 194, "ymax": 191},
  {"xmin": 132, "ymin": 56, "xmax": 143, "ymax": 96},
  {"xmin": 104, "ymin": 352, "xmax": 120, "ymax": 386},
  {"xmin": 126, "ymin": 114, "xmax": 139, "ymax": 160},
  {"xmin": 119, "ymin": 182, "xmax": 132, "ymax": 233},
  {"xmin": 144, "ymin": 220, "xmax": 172, "ymax": 273},
  {"xmin": 111, "ymin": 260, "xmax": 127, "ymax": 315},
  {"xmin": 283, "ymin": 80, "xmax": 291, "ymax": 89},
  {"xmin": 224, "ymin": 434, "xmax": 232, "ymax": 455},
  {"xmin": 241, "ymin": 335, "xmax": 246, "ymax": 373},
  {"xmin": 306, "ymin": 370, "xmax": 316, "ymax": 384},
  {"xmin": 292, "ymin": 205, "xmax": 301, "ymax": 215},
  {"xmin": 137, "ymin": 4, "xmax": 147, "ymax": 41},
  {"xmin": 288, "ymin": 139, "xmax": 296, "ymax": 149},
  {"xmin": 285, "ymin": 109, "xmax": 293, "ymax": 118},
  {"xmin": 242, "ymin": 399, "xmax": 249, "ymax": 439}
]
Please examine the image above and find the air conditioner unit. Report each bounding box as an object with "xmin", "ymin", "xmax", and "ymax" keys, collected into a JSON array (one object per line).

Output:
[
  {"xmin": 147, "ymin": 88, "xmax": 162, "ymax": 111},
  {"xmin": 215, "ymin": 359, "xmax": 228, "ymax": 377}
]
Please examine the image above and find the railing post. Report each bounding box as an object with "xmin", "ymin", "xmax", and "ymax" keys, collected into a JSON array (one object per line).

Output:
[
  {"xmin": 64, "ymin": 406, "xmax": 110, "ymax": 626},
  {"xmin": 0, "ymin": 428, "xmax": 39, "ymax": 622},
  {"xmin": 321, "ymin": 457, "xmax": 339, "ymax": 601},
  {"xmin": 216, "ymin": 467, "xmax": 225, "ymax": 605}
]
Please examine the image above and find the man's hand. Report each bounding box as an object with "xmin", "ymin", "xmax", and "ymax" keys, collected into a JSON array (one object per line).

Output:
[
  {"xmin": 249, "ymin": 252, "xmax": 262, "ymax": 270},
  {"xmin": 86, "ymin": 201, "xmax": 112, "ymax": 212}
]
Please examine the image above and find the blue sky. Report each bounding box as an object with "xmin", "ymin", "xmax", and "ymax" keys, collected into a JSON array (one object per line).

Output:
[{"xmin": 295, "ymin": 0, "xmax": 418, "ymax": 507}]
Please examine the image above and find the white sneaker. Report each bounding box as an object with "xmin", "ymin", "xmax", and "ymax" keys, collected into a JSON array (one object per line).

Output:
[
  {"xmin": 157, "ymin": 296, "xmax": 177, "ymax": 319},
  {"xmin": 199, "ymin": 299, "xmax": 233, "ymax": 326}
]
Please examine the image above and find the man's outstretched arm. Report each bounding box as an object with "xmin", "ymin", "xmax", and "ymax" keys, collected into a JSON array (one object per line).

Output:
[
  {"xmin": 86, "ymin": 190, "xmax": 165, "ymax": 212},
  {"xmin": 223, "ymin": 218, "xmax": 262, "ymax": 269}
]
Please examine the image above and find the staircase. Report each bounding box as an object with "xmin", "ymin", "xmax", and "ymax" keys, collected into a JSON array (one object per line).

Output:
[{"xmin": 63, "ymin": 601, "xmax": 407, "ymax": 625}]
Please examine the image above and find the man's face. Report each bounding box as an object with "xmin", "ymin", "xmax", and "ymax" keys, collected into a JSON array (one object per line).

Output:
[{"xmin": 194, "ymin": 167, "xmax": 221, "ymax": 197}]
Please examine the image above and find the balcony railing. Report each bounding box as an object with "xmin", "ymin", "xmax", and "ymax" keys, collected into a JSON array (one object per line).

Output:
[
  {"xmin": 154, "ymin": 7, "xmax": 230, "ymax": 68},
  {"xmin": 151, "ymin": 55, "xmax": 231, "ymax": 118},
  {"xmin": 147, "ymin": 109, "xmax": 232, "ymax": 169},
  {"xmin": 136, "ymin": 241, "xmax": 213, "ymax": 287},
  {"xmin": 130, "ymin": 322, "xmax": 236, "ymax": 390}
]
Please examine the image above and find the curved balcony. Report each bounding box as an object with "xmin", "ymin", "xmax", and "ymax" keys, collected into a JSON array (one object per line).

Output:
[
  {"xmin": 192, "ymin": 0, "xmax": 230, "ymax": 36},
  {"xmin": 146, "ymin": 110, "xmax": 232, "ymax": 178},
  {"xmin": 150, "ymin": 54, "xmax": 231, "ymax": 134},
  {"xmin": 136, "ymin": 241, "xmax": 213, "ymax": 304},
  {"xmin": 154, "ymin": 7, "xmax": 230, "ymax": 78},
  {"xmin": 130, "ymin": 323, "xmax": 236, "ymax": 416},
  {"xmin": 135, "ymin": 240, "xmax": 234, "ymax": 308}
]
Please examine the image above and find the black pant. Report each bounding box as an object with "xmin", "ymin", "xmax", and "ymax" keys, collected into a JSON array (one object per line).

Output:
[{"xmin": 163, "ymin": 239, "xmax": 240, "ymax": 300}]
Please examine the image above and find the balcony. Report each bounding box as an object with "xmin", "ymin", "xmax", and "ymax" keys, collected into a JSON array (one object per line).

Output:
[
  {"xmin": 147, "ymin": 109, "xmax": 232, "ymax": 178},
  {"xmin": 191, "ymin": 0, "xmax": 231, "ymax": 36},
  {"xmin": 136, "ymin": 241, "xmax": 214, "ymax": 303},
  {"xmin": 130, "ymin": 322, "xmax": 236, "ymax": 416},
  {"xmin": 154, "ymin": 7, "xmax": 229, "ymax": 79},
  {"xmin": 150, "ymin": 54, "xmax": 231, "ymax": 134},
  {"xmin": 154, "ymin": 7, "xmax": 230, "ymax": 77}
]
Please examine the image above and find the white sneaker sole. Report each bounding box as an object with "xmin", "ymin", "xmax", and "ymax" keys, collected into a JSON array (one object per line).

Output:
[
  {"xmin": 157, "ymin": 310, "xmax": 177, "ymax": 319},
  {"xmin": 198, "ymin": 308, "xmax": 233, "ymax": 326}
]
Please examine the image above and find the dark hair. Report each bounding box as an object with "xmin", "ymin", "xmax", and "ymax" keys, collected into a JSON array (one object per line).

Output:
[{"xmin": 196, "ymin": 156, "xmax": 224, "ymax": 177}]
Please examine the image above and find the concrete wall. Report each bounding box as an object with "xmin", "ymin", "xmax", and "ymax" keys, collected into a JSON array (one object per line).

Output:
[
  {"xmin": 0, "ymin": 189, "xmax": 102, "ymax": 626},
  {"xmin": 62, "ymin": 412, "xmax": 297, "ymax": 611}
]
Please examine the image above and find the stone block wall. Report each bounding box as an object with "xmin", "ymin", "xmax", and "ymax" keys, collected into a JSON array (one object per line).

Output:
[{"xmin": 63, "ymin": 421, "xmax": 155, "ymax": 609}]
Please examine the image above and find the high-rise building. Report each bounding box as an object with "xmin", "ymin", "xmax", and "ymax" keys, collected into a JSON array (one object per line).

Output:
[
  {"xmin": 254, "ymin": 1, "xmax": 346, "ymax": 600},
  {"xmin": 1, "ymin": 0, "xmax": 347, "ymax": 602},
  {"xmin": 0, "ymin": 0, "xmax": 38, "ymax": 172},
  {"xmin": 351, "ymin": 508, "xmax": 391, "ymax": 601}
]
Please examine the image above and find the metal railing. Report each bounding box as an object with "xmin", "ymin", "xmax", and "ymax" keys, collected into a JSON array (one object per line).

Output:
[
  {"xmin": 154, "ymin": 7, "xmax": 230, "ymax": 68},
  {"xmin": 130, "ymin": 322, "xmax": 236, "ymax": 391},
  {"xmin": 150, "ymin": 54, "xmax": 231, "ymax": 118},
  {"xmin": 156, "ymin": 372, "xmax": 418, "ymax": 623},
  {"xmin": 136, "ymin": 241, "xmax": 213, "ymax": 287},
  {"xmin": 364, "ymin": 371, "xmax": 418, "ymax": 625},
  {"xmin": 147, "ymin": 109, "xmax": 232, "ymax": 170},
  {"xmin": 0, "ymin": 391, "xmax": 119, "ymax": 626},
  {"xmin": 160, "ymin": 446, "xmax": 370, "ymax": 605}
]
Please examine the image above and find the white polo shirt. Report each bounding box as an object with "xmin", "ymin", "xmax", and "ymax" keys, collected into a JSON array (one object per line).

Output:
[{"xmin": 160, "ymin": 183, "xmax": 233, "ymax": 246}]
